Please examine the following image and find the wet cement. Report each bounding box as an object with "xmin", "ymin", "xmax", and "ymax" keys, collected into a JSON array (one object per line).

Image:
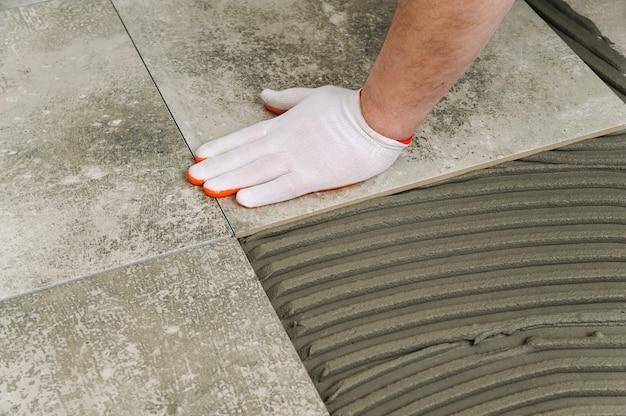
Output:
[
  {"xmin": 239, "ymin": 3, "xmax": 626, "ymax": 415},
  {"xmin": 527, "ymin": 0, "xmax": 626, "ymax": 102},
  {"xmin": 241, "ymin": 132, "xmax": 626, "ymax": 416}
]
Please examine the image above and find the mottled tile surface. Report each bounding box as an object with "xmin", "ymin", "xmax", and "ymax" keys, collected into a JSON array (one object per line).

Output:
[
  {"xmin": 0, "ymin": 238, "xmax": 327, "ymax": 416},
  {"xmin": 0, "ymin": 0, "xmax": 45, "ymax": 10},
  {"xmin": 113, "ymin": 0, "xmax": 626, "ymax": 236},
  {"xmin": 565, "ymin": 0, "xmax": 626, "ymax": 57},
  {"xmin": 0, "ymin": 0, "xmax": 230, "ymax": 298},
  {"xmin": 111, "ymin": 0, "xmax": 390, "ymax": 153}
]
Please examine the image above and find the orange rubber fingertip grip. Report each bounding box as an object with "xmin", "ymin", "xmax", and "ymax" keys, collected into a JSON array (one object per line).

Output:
[
  {"xmin": 186, "ymin": 170, "xmax": 205, "ymax": 186},
  {"xmin": 203, "ymin": 187, "xmax": 239, "ymax": 198},
  {"xmin": 194, "ymin": 155, "xmax": 206, "ymax": 163},
  {"xmin": 263, "ymin": 103, "xmax": 288, "ymax": 115}
]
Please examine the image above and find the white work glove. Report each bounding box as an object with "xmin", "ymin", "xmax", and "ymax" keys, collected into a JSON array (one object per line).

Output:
[{"xmin": 187, "ymin": 85, "xmax": 411, "ymax": 208}]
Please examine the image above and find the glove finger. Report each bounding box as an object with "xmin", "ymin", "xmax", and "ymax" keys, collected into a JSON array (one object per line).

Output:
[
  {"xmin": 202, "ymin": 154, "xmax": 290, "ymax": 198},
  {"xmin": 187, "ymin": 138, "xmax": 272, "ymax": 186},
  {"xmin": 260, "ymin": 87, "xmax": 316, "ymax": 114},
  {"xmin": 194, "ymin": 119, "xmax": 270, "ymax": 162},
  {"xmin": 236, "ymin": 173, "xmax": 300, "ymax": 208}
]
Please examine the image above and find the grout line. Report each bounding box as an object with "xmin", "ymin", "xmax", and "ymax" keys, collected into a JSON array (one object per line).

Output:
[
  {"xmin": 0, "ymin": 235, "xmax": 234, "ymax": 303},
  {"xmin": 0, "ymin": 1, "xmax": 242, "ymax": 306},
  {"xmin": 108, "ymin": 0, "xmax": 192, "ymax": 155},
  {"xmin": 107, "ymin": 0, "xmax": 236, "ymax": 236}
]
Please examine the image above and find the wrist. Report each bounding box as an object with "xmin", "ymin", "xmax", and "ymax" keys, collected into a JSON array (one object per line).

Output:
[{"xmin": 359, "ymin": 87, "xmax": 417, "ymax": 142}]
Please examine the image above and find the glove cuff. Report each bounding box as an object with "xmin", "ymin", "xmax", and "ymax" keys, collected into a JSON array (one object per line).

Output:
[{"xmin": 352, "ymin": 90, "xmax": 412, "ymax": 149}]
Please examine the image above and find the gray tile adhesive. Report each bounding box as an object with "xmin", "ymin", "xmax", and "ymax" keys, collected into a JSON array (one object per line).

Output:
[
  {"xmin": 242, "ymin": 132, "xmax": 626, "ymax": 416},
  {"xmin": 527, "ymin": 0, "xmax": 626, "ymax": 101},
  {"xmin": 240, "ymin": 4, "xmax": 626, "ymax": 414}
]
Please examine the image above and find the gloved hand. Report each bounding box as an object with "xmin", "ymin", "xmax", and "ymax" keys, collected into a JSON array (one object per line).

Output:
[{"xmin": 187, "ymin": 85, "xmax": 412, "ymax": 208}]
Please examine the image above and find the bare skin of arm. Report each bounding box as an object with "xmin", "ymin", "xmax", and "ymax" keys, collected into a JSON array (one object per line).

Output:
[{"xmin": 361, "ymin": 0, "xmax": 514, "ymax": 140}]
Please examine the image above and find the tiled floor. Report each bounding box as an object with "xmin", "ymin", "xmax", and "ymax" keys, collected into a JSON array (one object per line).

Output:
[
  {"xmin": 113, "ymin": 0, "xmax": 625, "ymax": 236},
  {"xmin": 0, "ymin": 238, "xmax": 327, "ymax": 416},
  {"xmin": 0, "ymin": 0, "xmax": 327, "ymax": 413},
  {"xmin": 0, "ymin": 0, "xmax": 229, "ymax": 298},
  {"xmin": 1, "ymin": 0, "xmax": 625, "ymax": 414}
]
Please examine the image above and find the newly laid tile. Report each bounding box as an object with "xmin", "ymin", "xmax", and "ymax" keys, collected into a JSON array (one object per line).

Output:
[
  {"xmin": 0, "ymin": 238, "xmax": 327, "ymax": 416},
  {"xmin": 0, "ymin": 0, "xmax": 230, "ymax": 298},
  {"xmin": 111, "ymin": 0, "xmax": 394, "ymax": 153},
  {"xmin": 217, "ymin": 1, "xmax": 626, "ymax": 236},
  {"xmin": 113, "ymin": 0, "xmax": 626, "ymax": 236}
]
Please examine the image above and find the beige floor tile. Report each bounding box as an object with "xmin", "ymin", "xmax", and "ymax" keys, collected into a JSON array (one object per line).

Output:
[
  {"xmin": 0, "ymin": 0, "xmax": 44, "ymax": 10},
  {"xmin": 0, "ymin": 0, "xmax": 231, "ymax": 298},
  {"xmin": 0, "ymin": 238, "xmax": 327, "ymax": 416}
]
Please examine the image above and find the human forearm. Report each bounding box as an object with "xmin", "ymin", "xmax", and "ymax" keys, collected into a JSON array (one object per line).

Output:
[{"xmin": 361, "ymin": 0, "xmax": 514, "ymax": 139}]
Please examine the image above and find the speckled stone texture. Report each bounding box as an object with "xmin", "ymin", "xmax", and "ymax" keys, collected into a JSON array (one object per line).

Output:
[
  {"xmin": 112, "ymin": 0, "xmax": 626, "ymax": 236},
  {"xmin": 111, "ymin": 0, "xmax": 390, "ymax": 154},
  {"xmin": 0, "ymin": 0, "xmax": 230, "ymax": 299},
  {"xmin": 0, "ymin": 238, "xmax": 328, "ymax": 416},
  {"xmin": 0, "ymin": 0, "xmax": 44, "ymax": 10}
]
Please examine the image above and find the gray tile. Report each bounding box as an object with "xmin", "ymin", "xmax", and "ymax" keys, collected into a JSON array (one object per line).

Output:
[
  {"xmin": 112, "ymin": 0, "xmax": 626, "ymax": 237},
  {"xmin": 0, "ymin": 238, "xmax": 327, "ymax": 416},
  {"xmin": 111, "ymin": 0, "xmax": 391, "ymax": 151},
  {"xmin": 0, "ymin": 0, "xmax": 231, "ymax": 298},
  {"xmin": 0, "ymin": 0, "xmax": 45, "ymax": 10},
  {"xmin": 565, "ymin": 0, "xmax": 626, "ymax": 57}
]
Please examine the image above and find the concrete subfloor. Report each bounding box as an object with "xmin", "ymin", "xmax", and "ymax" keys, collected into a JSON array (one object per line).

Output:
[
  {"xmin": 112, "ymin": 0, "xmax": 626, "ymax": 236},
  {"xmin": 0, "ymin": 238, "xmax": 326, "ymax": 416}
]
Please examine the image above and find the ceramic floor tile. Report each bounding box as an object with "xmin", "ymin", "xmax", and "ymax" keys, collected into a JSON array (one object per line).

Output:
[
  {"xmin": 0, "ymin": 0, "xmax": 45, "ymax": 10},
  {"xmin": 112, "ymin": 0, "xmax": 626, "ymax": 237},
  {"xmin": 0, "ymin": 238, "xmax": 327, "ymax": 416},
  {"xmin": 0, "ymin": 0, "xmax": 231, "ymax": 298},
  {"xmin": 111, "ymin": 0, "xmax": 393, "ymax": 153}
]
